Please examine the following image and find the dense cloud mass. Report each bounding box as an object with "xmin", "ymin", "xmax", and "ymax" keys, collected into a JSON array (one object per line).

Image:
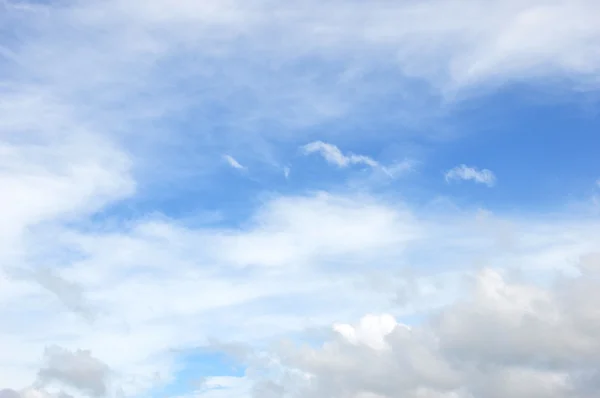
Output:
[
  {"xmin": 0, "ymin": 347, "xmax": 109, "ymax": 398},
  {"xmin": 37, "ymin": 346, "xmax": 110, "ymax": 397},
  {"xmin": 249, "ymin": 255, "xmax": 600, "ymax": 398}
]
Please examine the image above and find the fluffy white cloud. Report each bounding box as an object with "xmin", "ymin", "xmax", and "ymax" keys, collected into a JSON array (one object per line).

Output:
[{"xmin": 445, "ymin": 164, "xmax": 496, "ymax": 186}]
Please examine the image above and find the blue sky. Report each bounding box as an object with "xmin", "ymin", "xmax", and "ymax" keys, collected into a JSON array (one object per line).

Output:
[{"xmin": 1, "ymin": 1, "xmax": 600, "ymax": 398}]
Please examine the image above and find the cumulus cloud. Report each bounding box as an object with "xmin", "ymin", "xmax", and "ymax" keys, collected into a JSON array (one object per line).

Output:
[
  {"xmin": 445, "ymin": 164, "xmax": 496, "ymax": 187},
  {"xmin": 36, "ymin": 346, "xmax": 110, "ymax": 397},
  {"xmin": 0, "ymin": 346, "xmax": 109, "ymax": 398},
  {"xmin": 248, "ymin": 257, "xmax": 600, "ymax": 398}
]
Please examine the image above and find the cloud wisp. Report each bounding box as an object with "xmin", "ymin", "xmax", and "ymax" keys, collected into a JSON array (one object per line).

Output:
[
  {"xmin": 301, "ymin": 141, "xmax": 379, "ymax": 169},
  {"xmin": 445, "ymin": 164, "xmax": 497, "ymax": 187},
  {"xmin": 223, "ymin": 155, "xmax": 247, "ymax": 171},
  {"xmin": 301, "ymin": 141, "xmax": 414, "ymax": 179}
]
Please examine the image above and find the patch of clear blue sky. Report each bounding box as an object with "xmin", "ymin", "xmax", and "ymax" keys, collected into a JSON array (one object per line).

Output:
[
  {"xmin": 87, "ymin": 76, "xmax": 600, "ymax": 232},
  {"xmin": 152, "ymin": 350, "xmax": 245, "ymax": 398},
  {"xmin": 426, "ymin": 83, "xmax": 600, "ymax": 211}
]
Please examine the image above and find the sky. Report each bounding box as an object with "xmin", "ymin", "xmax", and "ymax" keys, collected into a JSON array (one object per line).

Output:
[{"xmin": 0, "ymin": 0, "xmax": 600, "ymax": 397}]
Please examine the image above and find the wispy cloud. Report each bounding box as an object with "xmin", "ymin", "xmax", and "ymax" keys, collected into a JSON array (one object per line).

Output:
[
  {"xmin": 223, "ymin": 155, "xmax": 246, "ymax": 171},
  {"xmin": 301, "ymin": 141, "xmax": 379, "ymax": 169},
  {"xmin": 381, "ymin": 159, "xmax": 416, "ymax": 178},
  {"xmin": 301, "ymin": 141, "xmax": 414, "ymax": 181},
  {"xmin": 445, "ymin": 164, "xmax": 496, "ymax": 187}
]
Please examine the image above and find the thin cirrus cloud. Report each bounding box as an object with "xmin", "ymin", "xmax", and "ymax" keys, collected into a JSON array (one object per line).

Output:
[
  {"xmin": 301, "ymin": 141, "xmax": 380, "ymax": 169},
  {"xmin": 445, "ymin": 164, "xmax": 497, "ymax": 187},
  {"xmin": 301, "ymin": 141, "xmax": 413, "ymax": 178},
  {"xmin": 223, "ymin": 154, "xmax": 246, "ymax": 171}
]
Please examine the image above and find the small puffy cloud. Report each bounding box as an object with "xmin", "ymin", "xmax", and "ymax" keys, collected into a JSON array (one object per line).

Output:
[
  {"xmin": 301, "ymin": 141, "xmax": 379, "ymax": 169},
  {"xmin": 445, "ymin": 164, "xmax": 496, "ymax": 187},
  {"xmin": 223, "ymin": 155, "xmax": 246, "ymax": 171}
]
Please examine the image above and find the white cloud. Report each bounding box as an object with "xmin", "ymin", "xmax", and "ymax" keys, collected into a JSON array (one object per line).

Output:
[
  {"xmin": 445, "ymin": 164, "xmax": 496, "ymax": 187},
  {"xmin": 333, "ymin": 314, "xmax": 402, "ymax": 351},
  {"xmin": 23, "ymin": 0, "xmax": 599, "ymax": 122},
  {"xmin": 301, "ymin": 141, "xmax": 415, "ymax": 179},
  {"xmin": 0, "ymin": 1, "xmax": 599, "ymax": 397},
  {"xmin": 0, "ymin": 346, "xmax": 110, "ymax": 398},
  {"xmin": 185, "ymin": 376, "xmax": 252, "ymax": 398},
  {"xmin": 223, "ymin": 155, "xmax": 246, "ymax": 171},
  {"xmin": 37, "ymin": 346, "xmax": 110, "ymax": 397},
  {"xmin": 302, "ymin": 141, "xmax": 379, "ymax": 169},
  {"xmin": 2, "ymin": 189, "xmax": 600, "ymax": 396},
  {"xmin": 0, "ymin": 192, "xmax": 422, "ymax": 394},
  {"xmin": 380, "ymin": 159, "xmax": 416, "ymax": 179},
  {"xmin": 246, "ymin": 258, "xmax": 600, "ymax": 398},
  {"xmin": 1, "ymin": 0, "xmax": 599, "ymax": 159},
  {"xmin": 212, "ymin": 193, "xmax": 418, "ymax": 268}
]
